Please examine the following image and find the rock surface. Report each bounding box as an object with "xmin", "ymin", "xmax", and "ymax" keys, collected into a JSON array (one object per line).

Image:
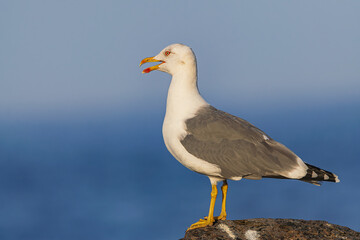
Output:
[{"xmin": 181, "ymin": 218, "xmax": 360, "ymax": 240}]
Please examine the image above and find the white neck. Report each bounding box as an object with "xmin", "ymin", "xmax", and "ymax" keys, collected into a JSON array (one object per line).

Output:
[{"xmin": 165, "ymin": 67, "xmax": 208, "ymax": 122}]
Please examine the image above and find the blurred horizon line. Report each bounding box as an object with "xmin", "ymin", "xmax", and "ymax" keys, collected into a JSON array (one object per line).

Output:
[{"xmin": 0, "ymin": 98, "xmax": 358, "ymax": 124}]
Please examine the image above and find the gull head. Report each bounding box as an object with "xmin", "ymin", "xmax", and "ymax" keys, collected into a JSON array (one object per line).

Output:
[{"xmin": 140, "ymin": 43, "xmax": 196, "ymax": 76}]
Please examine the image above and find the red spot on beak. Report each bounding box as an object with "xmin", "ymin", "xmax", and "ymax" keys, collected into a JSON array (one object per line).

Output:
[{"xmin": 143, "ymin": 67, "xmax": 151, "ymax": 73}]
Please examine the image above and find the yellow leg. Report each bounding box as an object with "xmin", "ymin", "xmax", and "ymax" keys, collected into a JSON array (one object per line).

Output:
[
  {"xmin": 187, "ymin": 184, "xmax": 217, "ymax": 231},
  {"xmin": 217, "ymin": 180, "xmax": 228, "ymax": 220},
  {"xmin": 204, "ymin": 180, "xmax": 228, "ymax": 221}
]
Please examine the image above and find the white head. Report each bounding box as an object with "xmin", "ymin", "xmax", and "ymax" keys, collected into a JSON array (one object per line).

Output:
[{"xmin": 140, "ymin": 44, "xmax": 197, "ymax": 76}]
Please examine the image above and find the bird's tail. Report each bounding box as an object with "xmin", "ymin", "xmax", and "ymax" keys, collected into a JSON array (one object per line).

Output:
[{"xmin": 300, "ymin": 163, "xmax": 340, "ymax": 186}]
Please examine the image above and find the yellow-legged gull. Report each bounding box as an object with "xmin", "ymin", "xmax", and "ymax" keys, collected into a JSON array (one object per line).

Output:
[{"xmin": 139, "ymin": 44, "xmax": 340, "ymax": 230}]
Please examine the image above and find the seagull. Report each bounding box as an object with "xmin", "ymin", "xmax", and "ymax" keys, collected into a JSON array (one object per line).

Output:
[{"xmin": 139, "ymin": 43, "xmax": 340, "ymax": 230}]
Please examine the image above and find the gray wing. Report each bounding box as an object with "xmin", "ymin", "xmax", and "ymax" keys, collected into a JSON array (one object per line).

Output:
[{"xmin": 181, "ymin": 105, "xmax": 302, "ymax": 180}]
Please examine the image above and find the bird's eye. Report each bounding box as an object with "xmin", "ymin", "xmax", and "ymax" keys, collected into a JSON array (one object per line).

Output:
[{"xmin": 164, "ymin": 51, "xmax": 171, "ymax": 56}]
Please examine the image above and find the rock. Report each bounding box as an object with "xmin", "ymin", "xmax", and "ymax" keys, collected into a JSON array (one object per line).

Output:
[{"xmin": 181, "ymin": 218, "xmax": 360, "ymax": 240}]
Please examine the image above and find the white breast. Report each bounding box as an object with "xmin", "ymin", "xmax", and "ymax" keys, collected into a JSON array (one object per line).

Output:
[
  {"xmin": 162, "ymin": 74, "xmax": 221, "ymax": 177},
  {"xmin": 162, "ymin": 116, "xmax": 222, "ymax": 177}
]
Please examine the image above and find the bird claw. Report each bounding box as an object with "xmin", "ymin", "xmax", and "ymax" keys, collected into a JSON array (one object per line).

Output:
[
  {"xmin": 204, "ymin": 213, "xmax": 227, "ymax": 221},
  {"xmin": 187, "ymin": 217, "xmax": 215, "ymax": 231}
]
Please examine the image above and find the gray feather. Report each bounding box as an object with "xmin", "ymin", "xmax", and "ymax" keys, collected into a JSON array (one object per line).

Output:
[{"xmin": 181, "ymin": 106, "xmax": 303, "ymax": 180}]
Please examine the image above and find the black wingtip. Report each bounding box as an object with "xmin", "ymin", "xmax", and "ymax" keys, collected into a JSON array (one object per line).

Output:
[{"xmin": 301, "ymin": 163, "xmax": 340, "ymax": 184}]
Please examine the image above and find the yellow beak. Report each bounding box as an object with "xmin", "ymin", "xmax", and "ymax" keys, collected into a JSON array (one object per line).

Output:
[{"xmin": 139, "ymin": 56, "xmax": 164, "ymax": 74}]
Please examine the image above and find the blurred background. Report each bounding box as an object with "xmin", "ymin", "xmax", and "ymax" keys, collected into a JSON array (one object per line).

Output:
[{"xmin": 1, "ymin": 1, "xmax": 359, "ymax": 239}]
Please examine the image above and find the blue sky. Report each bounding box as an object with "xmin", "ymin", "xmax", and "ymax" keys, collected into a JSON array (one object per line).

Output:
[{"xmin": 1, "ymin": 0, "xmax": 359, "ymax": 119}]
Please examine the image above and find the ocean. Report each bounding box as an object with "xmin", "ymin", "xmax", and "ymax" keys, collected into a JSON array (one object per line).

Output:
[{"xmin": 0, "ymin": 102, "xmax": 359, "ymax": 240}]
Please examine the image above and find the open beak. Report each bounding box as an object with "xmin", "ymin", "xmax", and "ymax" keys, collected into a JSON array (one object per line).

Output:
[{"xmin": 139, "ymin": 57, "xmax": 164, "ymax": 74}]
